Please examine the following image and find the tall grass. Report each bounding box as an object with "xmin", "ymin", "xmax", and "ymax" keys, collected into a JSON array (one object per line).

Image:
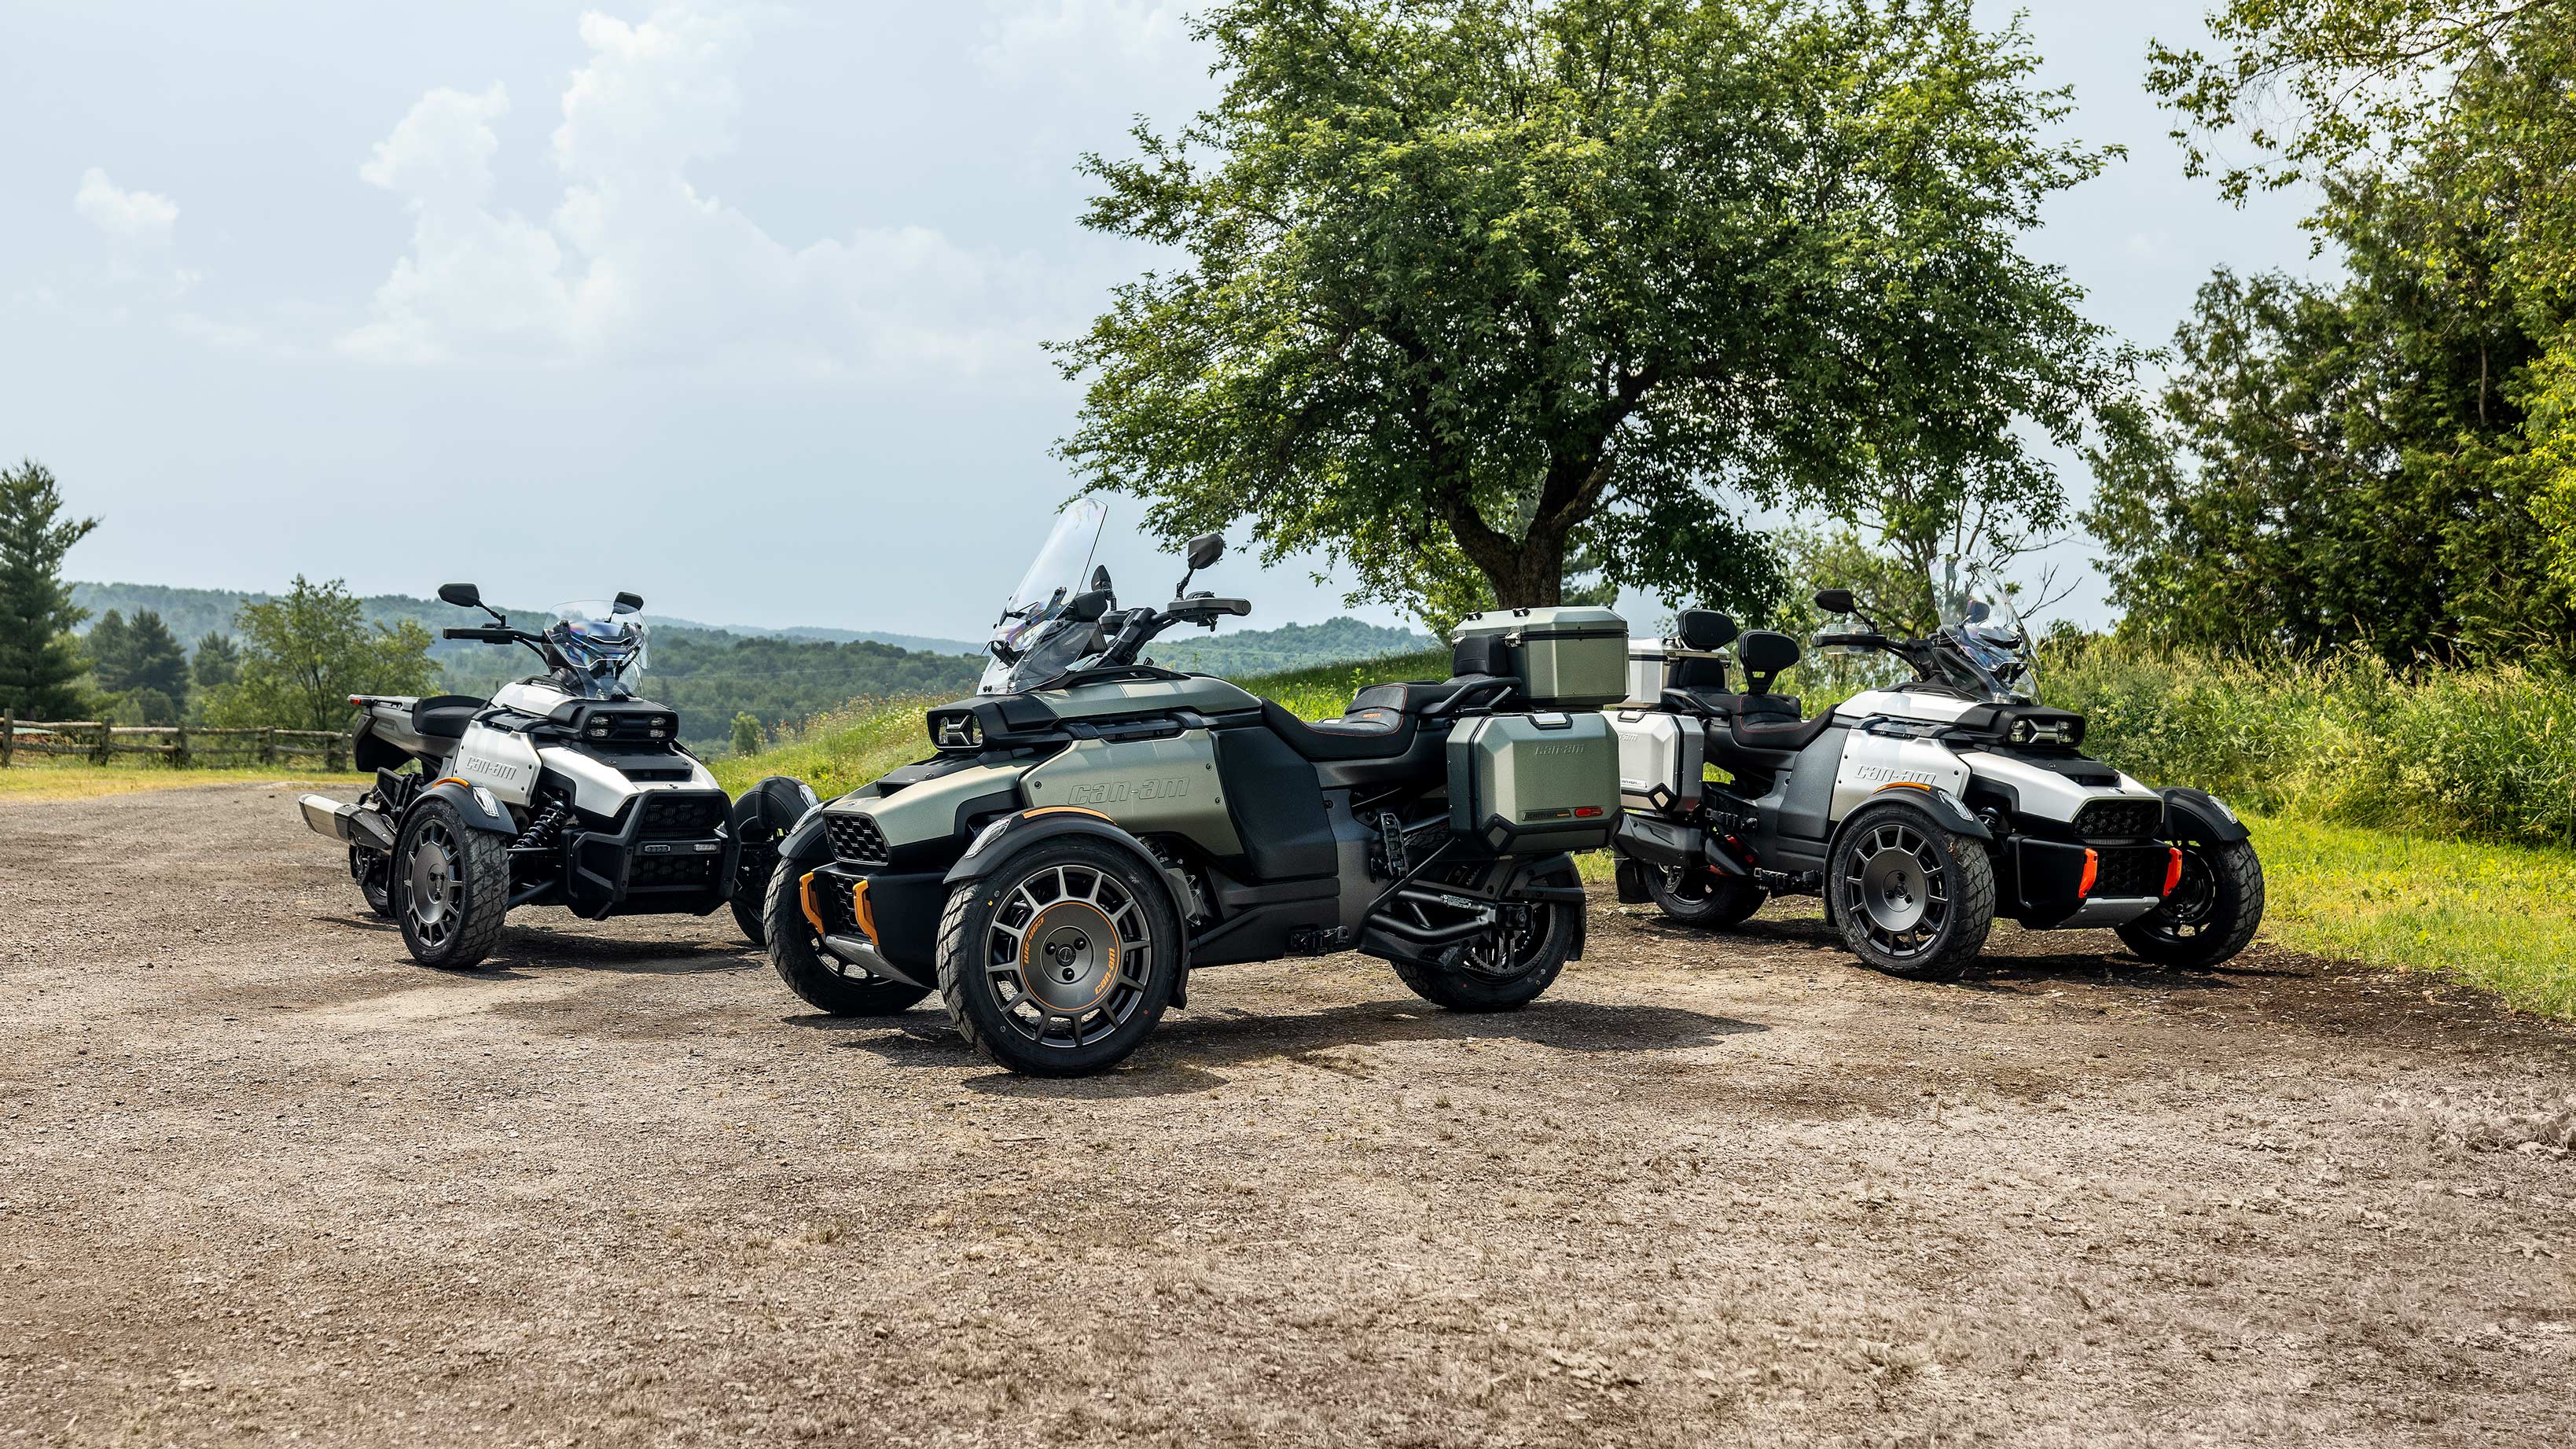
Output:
[{"xmin": 2041, "ymin": 643, "xmax": 2576, "ymax": 846}]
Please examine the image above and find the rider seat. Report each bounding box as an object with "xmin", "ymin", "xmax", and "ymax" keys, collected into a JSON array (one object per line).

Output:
[
  {"xmin": 410, "ymin": 695, "xmax": 487, "ymax": 741},
  {"xmin": 1704, "ymin": 631, "xmax": 1836, "ymax": 756},
  {"xmin": 1284, "ymin": 636, "xmax": 1519, "ymax": 763}
]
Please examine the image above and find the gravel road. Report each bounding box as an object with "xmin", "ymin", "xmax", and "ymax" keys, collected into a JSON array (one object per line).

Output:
[{"xmin": 3, "ymin": 782, "xmax": 2571, "ymax": 1447}]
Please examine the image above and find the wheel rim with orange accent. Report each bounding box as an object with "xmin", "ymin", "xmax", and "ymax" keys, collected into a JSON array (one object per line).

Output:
[{"xmin": 981, "ymin": 861, "xmax": 1152, "ymax": 1050}]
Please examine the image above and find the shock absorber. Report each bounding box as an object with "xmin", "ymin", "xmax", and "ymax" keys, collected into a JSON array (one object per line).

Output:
[{"xmin": 512, "ymin": 797, "xmax": 571, "ymax": 854}]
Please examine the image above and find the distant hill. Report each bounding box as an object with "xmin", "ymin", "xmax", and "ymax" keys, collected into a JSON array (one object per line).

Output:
[{"xmin": 66, "ymin": 580, "xmax": 1433, "ymax": 753}]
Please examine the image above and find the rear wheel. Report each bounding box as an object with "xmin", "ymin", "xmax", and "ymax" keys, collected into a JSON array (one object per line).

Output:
[
  {"xmin": 2117, "ymin": 836, "xmax": 2265, "ymax": 968},
  {"xmin": 935, "ymin": 840, "xmax": 1180, "ymax": 1076},
  {"xmin": 731, "ymin": 835, "xmax": 781, "ymax": 947},
  {"xmin": 1391, "ymin": 861, "xmax": 1578, "ymax": 1011},
  {"xmin": 1827, "ymin": 802, "xmax": 1994, "ymax": 981},
  {"xmin": 1641, "ymin": 864, "xmax": 1766, "ymax": 929},
  {"xmin": 763, "ymin": 866, "xmax": 932, "ymax": 1016},
  {"xmin": 349, "ymin": 845, "xmax": 394, "ymax": 919},
  {"xmin": 392, "ymin": 798, "xmax": 509, "ymax": 970}
]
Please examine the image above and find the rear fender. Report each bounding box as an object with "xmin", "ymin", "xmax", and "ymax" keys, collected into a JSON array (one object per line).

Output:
[
  {"xmin": 411, "ymin": 777, "xmax": 516, "ymax": 834},
  {"xmin": 2158, "ymin": 787, "xmax": 2251, "ymax": 844},
  {"xmin": 733, "ymin": 774, "xmax": 818, "ymax": 840}
]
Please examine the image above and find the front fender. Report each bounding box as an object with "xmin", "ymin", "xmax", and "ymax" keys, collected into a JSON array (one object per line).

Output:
[
  {"xmin": 1834, "ymin": 784, "xmax": 1992, "ymax": 852},
  {"xmin": 943, "ymin": 809, "xmax": 1191, "ymax": 954},
  {"xmin": 412, "ymin": 777, "xmax": 516, "ymax": 834},
  {"xmin": 2158, "ymin": 786, "xmax": 2251, "ymax": 844}
]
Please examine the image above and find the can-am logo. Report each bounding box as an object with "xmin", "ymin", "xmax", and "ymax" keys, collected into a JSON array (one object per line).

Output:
[
  {"xmin": 1064, "ymin": 777, "xmax": 1190, "ymax": 806},
  {"xmin": 1854, "ymin": 764, "xmax": 1935, "ymax": 785},
  {"xmin": 461, "ymin": 756, "xmax": 521, "ymax": 782}
]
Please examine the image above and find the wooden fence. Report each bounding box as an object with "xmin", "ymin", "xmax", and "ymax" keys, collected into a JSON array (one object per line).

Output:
[{"xmin": 0, "ymin": 708, "xmax": 352, "ymax": 771}]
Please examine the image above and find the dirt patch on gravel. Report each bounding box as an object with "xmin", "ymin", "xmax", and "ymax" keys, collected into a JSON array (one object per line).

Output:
[{"xmin": 3, "ymin": 784, "xmax": 2571, "ymax": 1447}]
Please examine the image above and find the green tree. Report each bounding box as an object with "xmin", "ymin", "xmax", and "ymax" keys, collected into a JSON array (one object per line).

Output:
[
  {"xmin": 192, "ymin": 631, "xmax": 240, "ymax": 692},
  {"xmin": 1055, "ymin": 0, "xmax": 2133, "ymax": 625},
  {"xmin": 207, "ymin": 576, "xmax": 440, "ymax": 731},
  {"xmin": 729, "ymin": 711, "xmax": 763, "ymax": 758},
  {"xmin": 86, "ymin": 609, "xmax": 134, "ymax": 690},
  {"xmin": 0, "ymin": 459, "xmax": 99, "ymax": 719},
  {"xmin": 2104, "ymin": 2, "xmax": 2576, "ymax": 661}
]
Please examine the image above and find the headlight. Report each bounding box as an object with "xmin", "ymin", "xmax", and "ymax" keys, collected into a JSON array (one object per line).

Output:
[
  {"xmin": 928, "ymin": 708, "xmax": 984, "ymax": 752},
  {"xmin": 963, "ymin": 814, "xmax": 1016, "ymax": 860},
  {"xmin": 2008, "ymin": 717, "xmax": 2073, "ymax": 746}
]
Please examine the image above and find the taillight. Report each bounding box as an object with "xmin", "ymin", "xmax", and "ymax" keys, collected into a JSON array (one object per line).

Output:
[
  {"xmin": 1573, "ymin": 806, "xmax": 1603, "ymax": 818},
  {"xmin": 2078, "ymin": 848, "xmax": 2098, "ymax": 898},
  {"xmin": 2163, "ymin": 848, "xmax": 2184, "ymax": 897}
]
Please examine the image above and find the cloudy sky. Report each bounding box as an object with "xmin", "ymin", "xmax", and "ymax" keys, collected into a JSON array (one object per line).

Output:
[{"xmin": 1, "ymin": 1, "xmax": 2325, "ymax": 639}]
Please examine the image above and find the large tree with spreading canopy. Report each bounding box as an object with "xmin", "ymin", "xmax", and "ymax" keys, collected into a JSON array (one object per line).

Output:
[{"xmin": 1053, "ymin": 0, "xmax": 2133, "ymax": 626}]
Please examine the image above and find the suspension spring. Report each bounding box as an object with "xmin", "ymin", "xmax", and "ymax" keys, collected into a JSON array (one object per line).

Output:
[{"xmin": 512, "ymin": 799, "xmax": 571, "ymax": 853}]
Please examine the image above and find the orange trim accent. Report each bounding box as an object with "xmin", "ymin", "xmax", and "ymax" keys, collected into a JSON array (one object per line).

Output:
[
  {"xmin": 2078, "ymin": 848, "xmax": 2099, "ymax": 899},
  {"xmin": 1874, "ymin": 781, "xmax": 1931, "ymax": 791},
  {"xmin": 797, "ymin": 871, "xmax": 827, "ymax": 936},
  {"xmin": 851, "ymin": 877, "xmax": 877, "ymax": 940},
  {"xmin": 2162, "ymin": 847, "xmax": 2184, "ymax": 898},
  {"xmin": 434, "ymin": 776, "xmax": 469, "ymax": 787},
  {"xmin": 1023, "ymin": 806, "xmax": 1111, "ymax": 821}
]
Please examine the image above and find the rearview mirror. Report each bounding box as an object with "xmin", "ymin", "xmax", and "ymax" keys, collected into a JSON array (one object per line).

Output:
[
  {"xmin": 438, "ymin": 583, "xmax": 482, "ymax": 609},
  {"xmin": 1185, "ymin": 532, "xmax": 1225, "ymax": 571},
  {"xmin": 1813, "ymin": 588, "xmax": 1855, "ymax": 616},
  {"xmin": 613, "ymin": 591, "xmax": 644, "ymax": 614},
  {"xmin": 1066, "ymin": 590, "xmax": 1112, "ymax": 623},
  {"xmin": 1090, "ymin": 565, "xmax": 1113, "ymax": 593}
]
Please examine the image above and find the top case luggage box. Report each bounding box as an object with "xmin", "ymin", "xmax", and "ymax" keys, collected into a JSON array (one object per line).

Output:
[{"xmin": 1450, "ymin": 605, "xmax": 1630, "ymax": 710}]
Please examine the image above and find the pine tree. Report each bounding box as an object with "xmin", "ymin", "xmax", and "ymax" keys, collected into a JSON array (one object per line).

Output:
[
  {"xmin": 0, "ymin": 460, "xmax": 99, "ymax": 718},
  {"xmin": 123, "ymin": 610, "xmax": 190, "ymax": 707},
  {"xmin": 86, "ymin": 609, "xmax": 134, "ymax": 690},
  {"xmin": 193, "ymin": 632, "xmax": 240, "ymax": 691}
]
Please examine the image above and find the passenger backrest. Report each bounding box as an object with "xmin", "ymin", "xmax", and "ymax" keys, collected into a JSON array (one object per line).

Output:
[
  {"xmin": 1450, "ymin": 633, "xmax": 1510, "ymax": 681},
  {"xmin": 1670, "ymin": 654, "xmax": 1730, "ymax": 690},
  {"xmin": 1735, "ymin": 631, "xmax": 1802, "ymax": 695}
]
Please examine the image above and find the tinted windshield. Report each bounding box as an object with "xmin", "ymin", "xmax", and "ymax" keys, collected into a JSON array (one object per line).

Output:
[
  {"xmin": 979, "ymin": 501, "xmax": 1109, "ymax": 693},
  {"xmin": 1938, "ymin": 572, "xmax": 2036, "ymax": 703},
  {"xmin": 547, "ymin": 598, "xmax": 647, "ymax": 700}
]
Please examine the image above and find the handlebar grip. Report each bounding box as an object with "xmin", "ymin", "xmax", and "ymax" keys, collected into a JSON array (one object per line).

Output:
[
  {"xmin": 1816, "ymin": 631, "xmax": 1880, "ymax": 648},
  {"xmin": 443, "ymin": 627, "xmax": 511, "ymax": 642}
]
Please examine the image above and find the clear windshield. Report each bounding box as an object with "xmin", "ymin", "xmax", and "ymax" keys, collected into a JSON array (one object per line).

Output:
[
  {"xmin": 1938, "ymin": 570, "xmax": 2037, "ymax": 703},
  {"xmin": 547, "ymin": 598, "xmax": 648, "ymax": 700},
  {"xmin": 978, "ymin": 500, "xmax": 1110, "ymax": 694}
]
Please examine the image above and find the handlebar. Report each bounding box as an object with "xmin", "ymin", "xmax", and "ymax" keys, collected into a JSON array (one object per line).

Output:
[
  {"xmin": 1816, "ymin": 631, "xmax": 1887, "ymax": 649},
  {"xmin": 443, "ymin": 626, "xmax": 520, "ymax": 642}
]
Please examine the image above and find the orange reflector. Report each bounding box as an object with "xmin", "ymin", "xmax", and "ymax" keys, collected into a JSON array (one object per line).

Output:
[
  {"xmin": 851, "ymin": 877, "xmax": 876, "ymax": 940},
  {"xmin": 797, "ymin": 871, "xmax": 826, "ymax": 936},
  {"xmin": 2078, "ymin": 848, "xmax": 2099, "ymax": 899},
  {"xmin": 2163, "ymin": 847, "xmax": 2184, "ymax": 897}
]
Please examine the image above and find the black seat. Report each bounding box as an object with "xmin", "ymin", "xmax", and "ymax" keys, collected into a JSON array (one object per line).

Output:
[
  {"xmin": 1343, "ymin": 634, "xmax": 1519, "ymax": 720},
  {"xmin": 1725, "ymin": 710, "xmax": 1836, "ymax": 756},
  {"xmin": 411, "ymin": 694, "xmax": 486, "ymax": 741},
  {"xmin": 1262, "ymin": 699, "xmax": 1422, "ymax": 761}
]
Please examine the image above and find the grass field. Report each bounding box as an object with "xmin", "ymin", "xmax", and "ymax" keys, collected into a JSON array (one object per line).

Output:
[{"xmin": 0, "ymin": 759, "xmax": 364, "ymax": 802}]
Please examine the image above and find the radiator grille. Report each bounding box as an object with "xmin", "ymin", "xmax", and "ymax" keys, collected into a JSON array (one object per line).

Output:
[
  {"xmin": 825, "ymin": 813, "xmax": 890, "ymax": 866},
  {"xmin": 628, "ymin": 853, "xmax": 722, "ymax": 889},
  {"xmin": 636, "ymin": 792, "xmax": 726, "ymax": 838},
  {"xmin": 2074, "ymin": 799, "xmax": 2163, "ymax": 840},
  {"xmin": 2093, "ymin": 845, "xmax": 2172, "ymax": 898}
]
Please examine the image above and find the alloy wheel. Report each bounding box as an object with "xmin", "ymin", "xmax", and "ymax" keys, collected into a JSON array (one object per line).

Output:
[
  {"xmin": 980, "ymin": 862, "xmax": 1154, "ymax": 1051},
  {"xmin": 404, "ymin": 819, "xmax": 463, "ymax": 949},
  {"xmin": 1841, "ymin": 818, "xmax": 1952, "ymax": 960}
]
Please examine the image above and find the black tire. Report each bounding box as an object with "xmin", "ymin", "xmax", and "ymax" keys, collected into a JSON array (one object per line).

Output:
[
  {"xmin": 1389, "ymin": 861, "xmax": 1578, "ymax": 1012},
  {"xmin": 1641, "ymin": 863, "xmax": 1766, "ymax": 929},
  {"xmin": 349, "ymin": 846, "xmax": 394, "ymax": 919},
  {"xmin": 934, "ymin": 838, "xmax": 1180, "ymax": 1076},
  {"xmin": 2118, "ymin": 835, "xmax": 2265, "ymax": 969},
  {"xmin": 391, "ymin": 797, "xmax": 509, "ymax": 970},
  {"xmin": 731, "ymin": 838, "xmax": 779, "ymax": 947},
  {"xmin": 1827, "ymin": 801, "xmax": 1995, "ymax": 981},
  {"xmin": 763, "ymin": 864, "xmax": 931, "ymax": 1016}
]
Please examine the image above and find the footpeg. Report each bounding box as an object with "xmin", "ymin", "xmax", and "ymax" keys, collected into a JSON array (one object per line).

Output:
[{"xmin": 1287, "ymin": 926, "xmax": 1354, "ymax": 956}]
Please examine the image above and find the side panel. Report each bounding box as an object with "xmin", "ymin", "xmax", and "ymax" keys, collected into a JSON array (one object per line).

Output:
[
  {"xmin": 862, "ymin": 762, "xmax": 1031, "ymax": 851},
  {"xmin": 1829, "ymin": 734, "xmax": 1973, "ymax": 822},
  {"xmin": 1020, "ymin": 734, "xmax": 1243, "ymax": 858},
  {"xmin": 451, "ymin": 723, "xmax": 542, "ymax": 807},
  {"xmin": 1772, "ymin": 726, "xmax": 1851, "ymax": 842},
  {"xmin": 1211, "ymin": 727, "xmax": 1336, "ymax": 880}
]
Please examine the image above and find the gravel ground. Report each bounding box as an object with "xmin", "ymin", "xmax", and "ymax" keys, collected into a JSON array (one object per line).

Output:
[{"xmin": 3, "ymin": 782, "xmax": 2572, "ymax": 1448}]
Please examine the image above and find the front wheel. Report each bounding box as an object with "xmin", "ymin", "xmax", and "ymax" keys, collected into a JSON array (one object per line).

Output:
[
  {"xmin": 1827, "ymin": 802, "xmax": 1995, "ymax": 981},
  {"xmin": 763, "ymin": 866, "xmax": 932, "ymax": 1016},
  {"xmin": 391, "ymin": 798, "xmax": 509, "ymax": 970},
  {"xmin": 2117, "ymin": 836, "xmax": 2265, "ymax": 968},
  {"xmin": 1641, "ymin": 864, "xmax": 1766, "ymax": 929},
  {"xmin": 934, "ymin": 839, "xmax": 1180, "ymax": 1076}
]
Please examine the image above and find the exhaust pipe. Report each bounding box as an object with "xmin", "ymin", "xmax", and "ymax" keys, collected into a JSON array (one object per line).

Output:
[{"xmin": 299, "ymin": 795, "xmax": 395, "ymax": 852}]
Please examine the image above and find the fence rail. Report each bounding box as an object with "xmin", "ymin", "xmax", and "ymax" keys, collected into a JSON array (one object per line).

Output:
[{"xmin": 0, "ymin": 708, "xmax": 352, "ymax": 770}]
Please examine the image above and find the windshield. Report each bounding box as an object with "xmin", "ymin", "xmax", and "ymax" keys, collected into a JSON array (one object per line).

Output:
[
  {"xmin": 546, "ymin": 598, "xmax": 648, "ymax": 700},
  {"xmin": 979, "ymin": 499, "xmax": 1111, "ymax": 693},
  {"xmin": 1938, "ymin": 570, "xmax": 2037, "ymax": 703}
]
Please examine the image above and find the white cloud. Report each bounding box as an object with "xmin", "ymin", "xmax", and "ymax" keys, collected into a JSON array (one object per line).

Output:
[
  {"xmin": 74, "ymin": 167, "xmax": 179, "ymax": 250},
  {"xmin": 343, "ymin": 4, "xmax": 1061, "ymax": 376},
  {"xmin": 978, "ymin": 0, "xmax": 1197, "ymax": 85}
]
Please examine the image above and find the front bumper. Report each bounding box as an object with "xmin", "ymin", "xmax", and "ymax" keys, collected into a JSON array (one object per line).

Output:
[
  {"xmin": 2010, "ymin": 837, "xmax": 2170, "ymax": 929},
  {"xmin": 562, "ymin": 789, "xmax": 737, "ymax": 919},
  {"xmin": 803, "ymin": 865, "xmax": 946, "ymax": 983}
]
